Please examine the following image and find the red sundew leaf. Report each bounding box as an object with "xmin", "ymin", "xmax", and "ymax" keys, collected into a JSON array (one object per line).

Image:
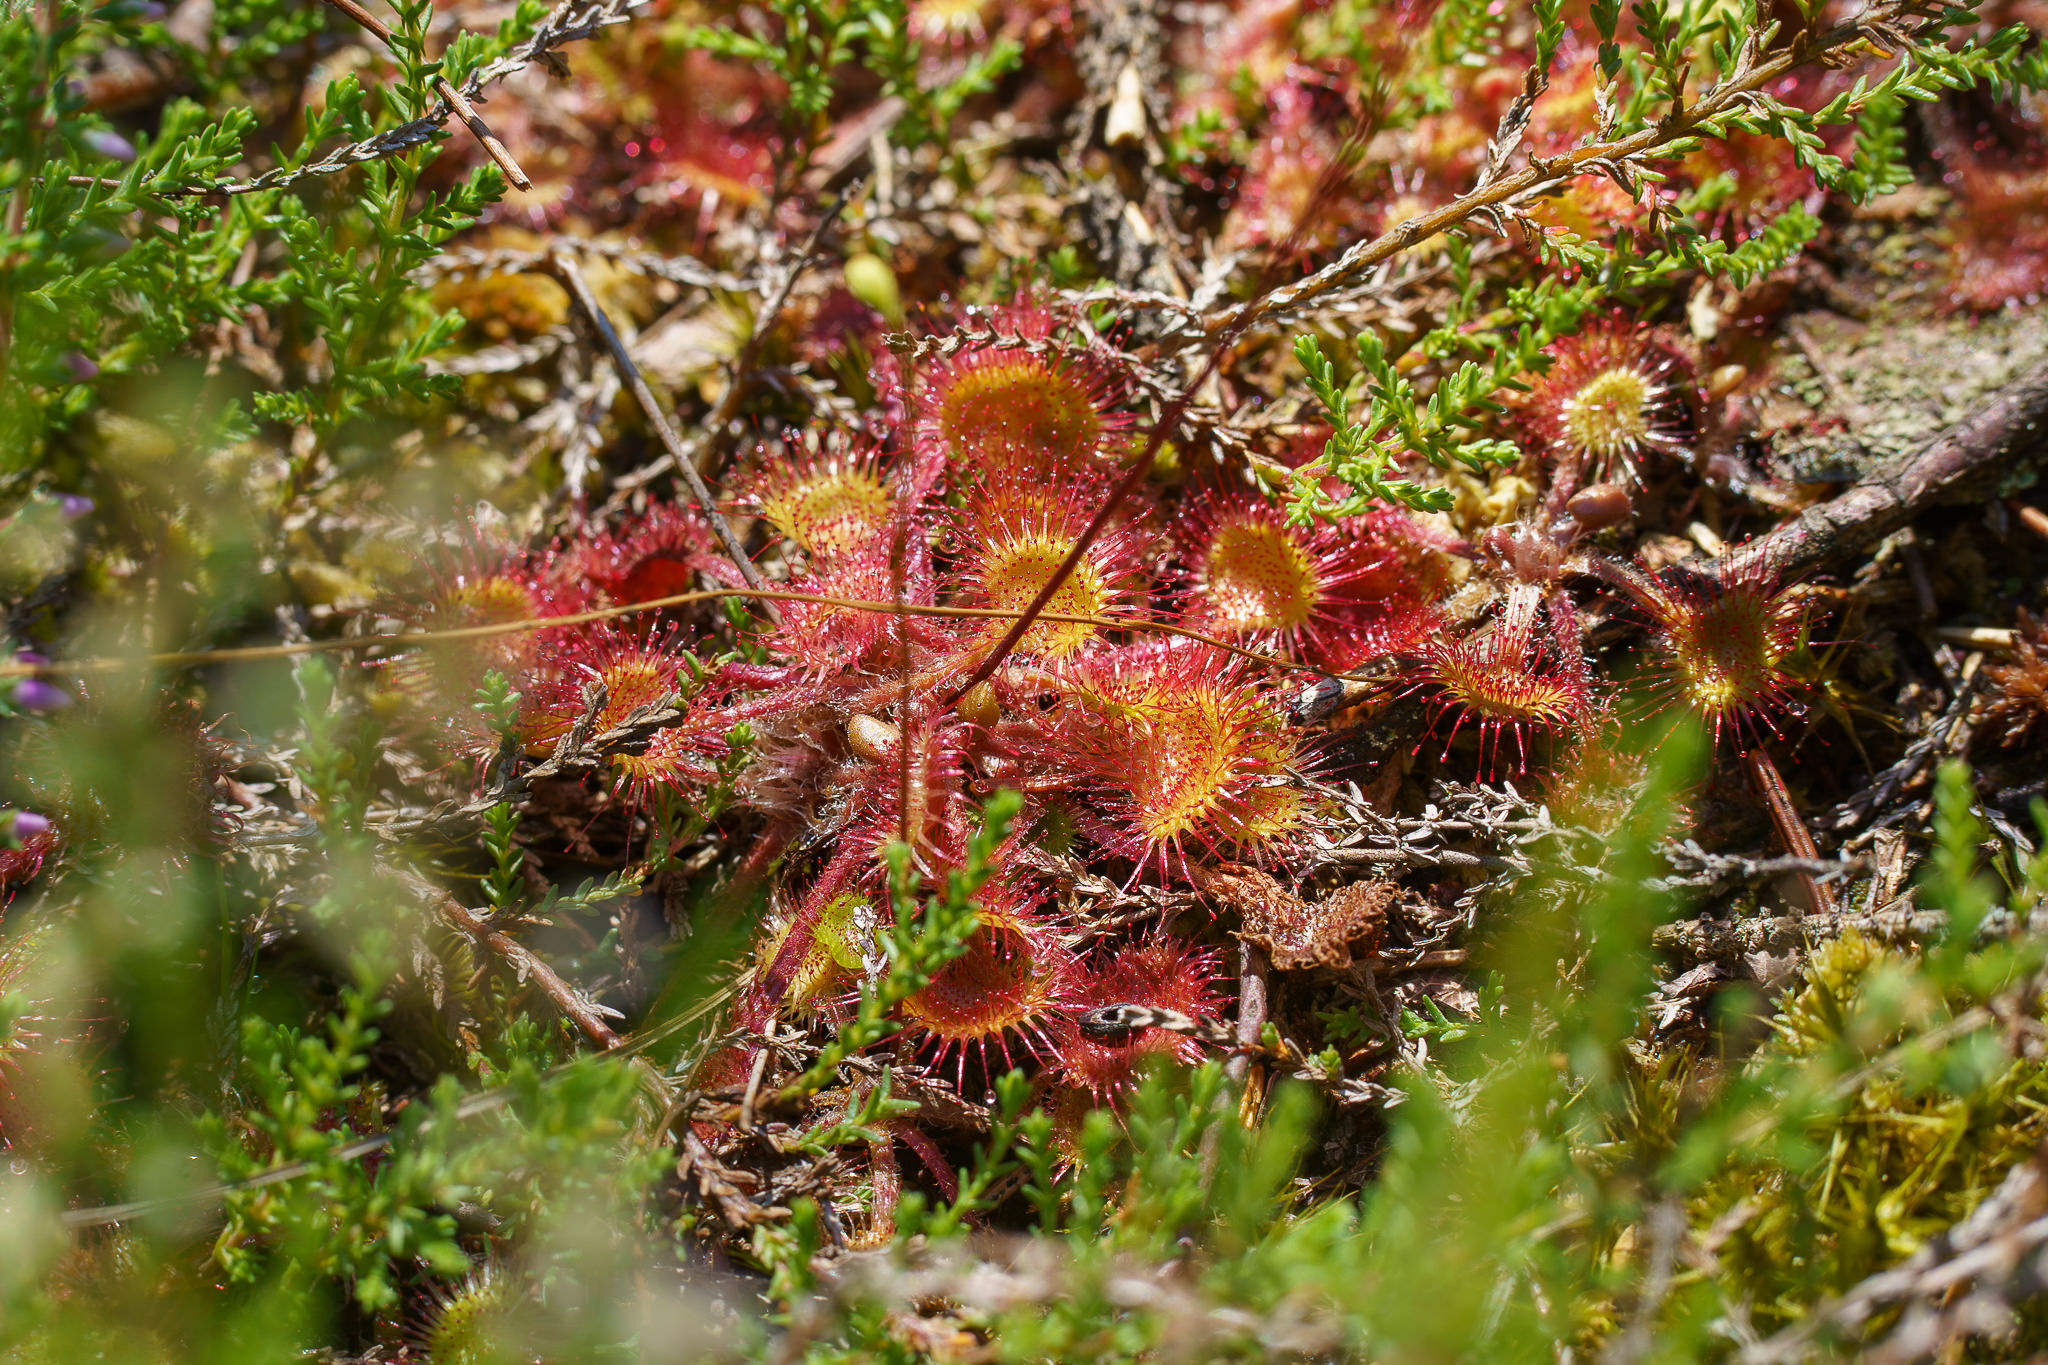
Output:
[
  {"xmin": 1055, "ymin": 931, "xmax": 1223, "ymax": 1097},
  {"xmin": 1516, "ymin": 311, "xmax": 1696, "ymax": 489},
  {"xmin": 1175, "ymin": 485, "xmax": 1439, "ymax": 671},
  {"xmin": 1408, "ymin": 584, "xmax": 1601, "ymax": 777},
  {"xmin": 1594, "ymin": 551, "xmax": 1823, "ymax": 753},
  {"xmin": 1043, "ymin": 642, "xmax": 1317, "ymax": 881},
  {"xmin": 897, "ymin": 901, "xmax": 1080, "ymax": 1088},
  {"xmin": 747, "ymin": 434, "xmax": 899, "ymax": 565},
  {"xmin": 947, "ymin": 461, "xmax": 1156, "ymax": 662},
  {"xmin": 565, "ymin": 502, "xmax": 742, "ymax": 604},
  {"xmin": 913, "ymin": 298, "xmax": 1132, "ymax": 487}
]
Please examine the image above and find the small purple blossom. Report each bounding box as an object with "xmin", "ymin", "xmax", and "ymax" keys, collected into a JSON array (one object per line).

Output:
[
  {"xmin": 82, "ymin": 128, "xmax": 137, "ymax": 163},
  {"xmin": 62, "ymin": 352, "xmax": 100, "ymax": 383},
  {"xmin": 5, "ymin": 810, "xmax": 51, "ymax": 842},
  {"xmin": 58, "ymin": 494, "xmax": 94, "ymax": 520},
  {"xmin": 12, "ymin": 677, "xmax": 72, "ymax": 712}
]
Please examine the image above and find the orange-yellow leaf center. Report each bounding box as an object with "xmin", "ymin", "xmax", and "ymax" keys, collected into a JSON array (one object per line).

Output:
[{"xmin": 1204, "ymin": 520, "xmax": 1320, "ymax": 633}]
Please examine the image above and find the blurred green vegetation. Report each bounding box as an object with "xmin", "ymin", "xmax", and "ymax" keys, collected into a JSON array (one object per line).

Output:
[{"xmin": 7, "ymin": 0, "xmax": 2048, "ymax": 1359}]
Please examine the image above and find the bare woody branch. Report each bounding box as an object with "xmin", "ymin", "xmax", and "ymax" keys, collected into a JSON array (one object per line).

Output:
[
  {"xmin": 548, "ymin": 251, "xmax": 768, "ymax": 596},
  {"xmin": 1725, "ymin": 355, "xmax": 2048, "ymax": 581}
]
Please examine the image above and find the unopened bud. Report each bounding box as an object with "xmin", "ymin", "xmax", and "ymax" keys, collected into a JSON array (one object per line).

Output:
[
  {"xmin": 846, "ymin": 714, "xmax": 901, "ymax": 763},
  {"xmin": 1481, "ymin": 523, "xmax": 1565, "ymax": 583},
  {"xmin": 1707, "ymin": 363, "xmax": 1748, "ymax": 401},
  {"xmin": 5, "ymin": 810, "xmax": 51, "ymax": 842},
  {"xmin": 11, "ymin": 677, "xmax": 71, "ymax": 712},
  {"xmin": 954, "ymin": 680, "xmax": 999, "ymax": 727},
  {"xmin": 82, "ymin": 128, "xmax": 137, "ymax": 163},
  {"xmin": 844, "ymin": 252, "xmax": 904, "ymax": 328},
  {"xmin": 1567, "ymin": 482, "xmax": 1635, "ymax": 534}
]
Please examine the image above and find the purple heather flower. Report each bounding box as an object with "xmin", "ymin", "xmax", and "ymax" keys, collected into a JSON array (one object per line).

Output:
[
  {"xmin": 11, "ymin": 677, "xmax": 71, "ymax": 712},
  {"xmin": 83, "ymin": 129, "xmax": 137, "ymax": 163},
  {"xmin": 58, "ymin": 493, "xmax": 94, "ymax": 520},
  {"xmin": 6, "ymin": 811, "xmax": 51, "ymax": 842},
  {"xmin": 62, "ymin": 352, "xmax": 99, "ymax": 383}
]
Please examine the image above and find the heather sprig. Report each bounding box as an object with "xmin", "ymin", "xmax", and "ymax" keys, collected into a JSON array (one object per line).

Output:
[
  {"xmin": 679, "ymin": 0, "xmax": 1020, "ymax": 155},
  {"xmin": 1292, "ymin": 331, "xmax": 1511, "ymax": 517},
  {"xmin": 777, "ymin": 788, "xmax": 1021, "ymax": 1103}
]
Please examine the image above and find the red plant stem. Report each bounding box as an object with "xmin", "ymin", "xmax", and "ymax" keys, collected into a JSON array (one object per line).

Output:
[
  {"xmin": 746, "ymin": 333, "xmax": 933, "ymax": 1031},
  {"xmin": 892, "ymin": 338, "xmax": 921, "ymax": 848},
  {"xmin": 1744, "ymin": 746, "xmax": 1836, "ymax": 918}
]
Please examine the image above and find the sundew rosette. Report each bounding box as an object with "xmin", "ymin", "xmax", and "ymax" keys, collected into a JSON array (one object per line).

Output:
[
  {"xmin": 914, "ymin": 298, "xmax": 1131, "ymax": 483},
  {"xmin": 1048, "ymin": 641, "xmax": 1316, "ymax": 881},
  {"xmin": 1518, "ymin": 313, "xmax": 1694, "ymax": 489},
  {"xmin": 1175, "ymin": 486, "xmax": 1436, "ymax": 670},
  {"xmin": 1409, "ymin": 582, "xmax": 1600, "ymax": 775},
  {"xmin": 1595, "ymin": 551, "xmax": 1821, "ymax": 751},
  {"xmin": 749, "ymin": 434, "xmax": 898, "ymax": 564},
  {"xmin": 947, "ymin": 462, "xmax": 1153, "ymax": 662}
]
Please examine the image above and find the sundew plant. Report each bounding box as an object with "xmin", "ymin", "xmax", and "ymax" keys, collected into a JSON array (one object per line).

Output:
[{"xmin": 6, "ymin": 0, "xmax": 2048, "ymax": 1359}]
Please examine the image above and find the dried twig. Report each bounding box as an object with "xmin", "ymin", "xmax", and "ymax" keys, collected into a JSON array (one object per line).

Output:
[
  {"xmin": 1652, "ymin": 905, "xmax": 1950, "ymax": 964},
  {"xmin": 1823, "ymin": 666, "xmax": 1986, "ymax": 839},
  {"xmin": 415, "ymin": 238, "xmax": 756, "ymax": 292},
  {"xmin": 1227, "ymin": 940, "xmax": 1270, "ymax": 1088},
  {"xmin": 315, "ymin": 0, "xmax": 531, "ymax": 189},
  {"xmin": 610, "ymin": 182, "xmax": 856, "ymax": 499},
  {"xmin": 431, "ymin": 890, "xmax": 623, "ymax": 1049},
  {"xmin": 549, "ymin": 251, "xmax": 766, "ymax": 592},
  {"xmin": 1725, "ymin": 356, "xmax": 2048, "ymax": 581}
]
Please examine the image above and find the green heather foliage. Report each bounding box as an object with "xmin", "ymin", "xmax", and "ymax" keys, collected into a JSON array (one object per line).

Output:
[{"xmin": 6, "ymin": 0, "xmax": 2048, "ymax": 1358}]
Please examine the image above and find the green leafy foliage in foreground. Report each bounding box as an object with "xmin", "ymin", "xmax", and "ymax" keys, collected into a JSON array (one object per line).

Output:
[{"xmin": 8, "ymin": 0, "xmax": 2048, "ymax": 1355}]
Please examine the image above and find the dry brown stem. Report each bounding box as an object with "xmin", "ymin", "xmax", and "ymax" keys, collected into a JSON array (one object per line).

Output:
[
  {"xmin": 1727, "ymin": 356, "xmax": 2048, "ymax": 580},
  {"xmin": 314, "ymin": 0, "xmax": 532, "ymax": 190},
  {"xmin": 549, "ymin": 252, "xmax": 766, "ymax": 595},
  {"xmin": 1746, "ymin": 746, "xmax": 1838, "ymax": 916},
  {"xmin": 433, "ymin": 892, "xmax": 623, "ymax": 1050}
]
